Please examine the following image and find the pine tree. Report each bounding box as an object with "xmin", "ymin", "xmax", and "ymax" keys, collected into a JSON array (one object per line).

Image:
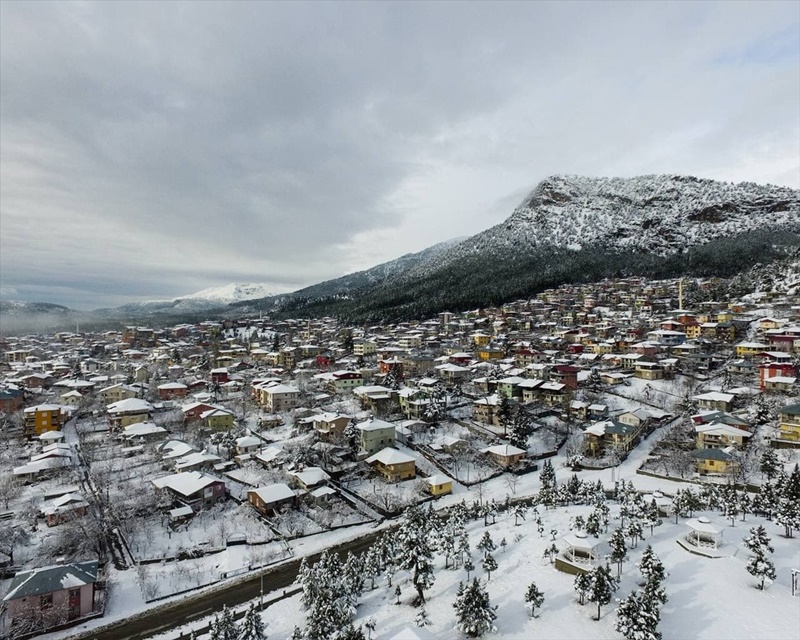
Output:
[
  {"xmin": 743, "ymin": 525, "xmax": 777, "ymax": 590},
  {"xmin": 477, "ymin": 531, "xmax": 496, "ymax": 558},
  {"xmin": 609, "ymin": 527, "xmax": 628, "ymax": 577},
  {"xmin": 586, "ymin": 510, "xmax": 602, "ymax": 538},
  {"xmin": 396, "ymin": 505, "xmax": 436, "ymax": 604},
  {"xmin": 525, "ymin": 582, "xmax": 545, "ymax": 618},
  {"xmin": 540, "ymin": 458, "xmax": 556, "ymax": 491},
  {"xmin": 777, "ymin": 498, "xmax": 800, "ymax": 538},
  {"xmin": 760, "ymin": 448, "xmax": 781, "ymax": 480},
  {"xmin": 574, "ymin": 571, "xmax": 591, "ymax": 606},
  {"xmin": 237, "ymin": 603, "xmax": 267, "ymax": 640},
  {"xmin": 746, "ymin": 547, "xmax": 777, "ymax": 590},
  {"xmin": 453, "ymin": 578, "xmax": 497, "ymax": 638},
  {"xmin": 638, "ymin": 546, "xmax": 667, "ymax": 604},
  {"xmin": 627, "ymin": 520, "xmax": 644, "ymax": 549},
  {"xmin": 615, "ymin": 590, "xmax": 662, "ymax": 640},
  {"xmin": 464, "ymin": 557, "xmax": 475, "ymax": 581},
  {"xmin": 588, "ymin": 564, "xmax": 619, "ymax": 620},
  {"xmin": 414, "ymin": 608, "xmax": 431, "ymax": 627},
  {"xmin": 482, "ymin": 553, "xmax": 498, "ymax": 580},
  {"xmin": 508, "ymin": 406, "xmax": 534, "ymax": 450}
]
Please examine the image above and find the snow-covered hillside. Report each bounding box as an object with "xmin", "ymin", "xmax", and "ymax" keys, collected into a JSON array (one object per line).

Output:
[
  {"xmin": 176, "ymin": 283, "xmax": 274, "ymax": 305},
  {"xmin": 405, "ymin": 174, "xmax": 800, "ymax": 279}
]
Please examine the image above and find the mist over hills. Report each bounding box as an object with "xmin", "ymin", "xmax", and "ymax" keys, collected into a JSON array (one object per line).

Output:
[{"xmin": 3, "ymin": 174, "xmax": 798, "ymax": 332}]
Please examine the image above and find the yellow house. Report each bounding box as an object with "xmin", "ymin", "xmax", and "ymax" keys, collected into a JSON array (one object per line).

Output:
[
  {"xmin": 777, "ymin": 404, "xmax": 800, "ymax": 442},
  {"xmin": 691, "ymin": 448, "xmax": 737, "ymax": 476},
  {"xmin": 471, "ymin": 333, "xmax": 491, "ymax": 347},
  {"xmin": 23, "ymin": 404, "xmax": 64, "ymax": 437},
  {"xmin": 202, "ymin": 408, "xmax": 236, "ymax": 431},
  {"xmin": 716, "ymin": 310, "xmax": 734, "ymax": 323},
  {"xmin": 426, "ymin": 474, "xmax": 453, "ymax": 496},
  {"xmin": 106, "ymin": 398, "xmax": 153, "ymax": 429},
  {"xmin": 735, "ymin": 342, "xmax": 769, "ymax": 358},
  {"xmin": 684, "ymin": 323, "xmax": 701, "ymax": 339},
  {"xmin": 476, "ymin": 347, "xmax": 504, "ymax": 361},
  {"xmin": 365, "ymin": 447, "xmax": 416, "ymax": 482}
]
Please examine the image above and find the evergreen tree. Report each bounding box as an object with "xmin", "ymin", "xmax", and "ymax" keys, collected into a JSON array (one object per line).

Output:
[
  {"xmin": 574, "ymin": 571, "xmax": 591, "ymax": 606},
  {"xmin": 757, "ymin": 482, "xmax": 780, "ymax": 520},
  {"xmin": 588, "ymin": 563, "xmax": 619, "ymax": 620},
  {"xmin": 453, "ymin": 578, "xmax": 497, "ymax": 638},
  {"xmin": 414, "ymin": 608, "xmax": 431, "ymax": 627},
  {"xmin": 637, "ymin": 546, "xmax": 667, "ymax": 605},
  {"xmin": 785, "ymin": 464, "xmax": 800, "ymax": 503},
  {"xmin": 746, "ymin": 546, "xmax": 777, "ymax": 590},
  {"xmin": 777, "ymin": 498, "xmax": 800, "ymax": 538},
  {"xmin": 615, "ymin": 590, "xmax": 662, "ymax": 640},
  {"xmin": 396, "ymin": 505, "xmax": 436, "ymax": 604},
  {"xmin": 525, "ymin": 582, "xmax": 545, "ymax": 618},
  {"xmin": 743, "ymin": 525, "xmax": 777, "ymax": 590},
  {"xmin": 627, "ymin": 520, "xmax": 644, "ymax": 549},
  {"xmin": 609, "ymin": 527, "xmax": 628, "ymax": 576},
  {"xmin": 237, "ymin": 603, "xmax": 267, "ymax": 640},
  {"xmin": 477, "ymin": 531, "xmax": 496, "ymax": 558},
  {"xmin": 482, "ymin": 553, "xmax": 498, "ymax": 580},
  {"xmin": 719, "ymin": 486, "xmax": 739, "ymax": 526},
  {"xmin": 644, "ymin": 499, "xmax": 661, "ymax": 536},
  {"xmin": 508, "ymin": 406, "xmax": 534, "ymax": 450},
  {"xmin": 464, "ymin": 557, "xmax": 475, "ymax": 581},
  {"xmin": 209, "ymin": 606, "xmax": 238, "ymax": 640},
  {"xmin": 586, "ymin": 510, "xmax": 602, "ymax": 538},
  {"xmin": 760, "ymin": 448, "xmax": 781, "ymax": 480},
  {"xmin": 540, "ymin": 458, "xmax": 556, "ymax": 491},
  {"xmin": 738, "ymin": 492, "xmax": 752, "ymax": 522}
]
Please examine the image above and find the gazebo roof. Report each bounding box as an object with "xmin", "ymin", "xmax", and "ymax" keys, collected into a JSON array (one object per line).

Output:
[
  {"xmin": 563, "ymin": 533, "xmax": 600, "ymax": 550},
  {"xmin": 686, "ymin": 517, "xmax": 721, "ymax": 535}
]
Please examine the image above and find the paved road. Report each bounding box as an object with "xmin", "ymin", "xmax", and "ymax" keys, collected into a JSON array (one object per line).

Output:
[{"xmin": 66, "ymin": 531, "xmax": 383, "ymax": 640}]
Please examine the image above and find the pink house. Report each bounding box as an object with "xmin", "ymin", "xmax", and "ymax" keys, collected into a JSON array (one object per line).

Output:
[{"xmin": 3, "ymin": 561, "xmax": 98, "ymax": 631}]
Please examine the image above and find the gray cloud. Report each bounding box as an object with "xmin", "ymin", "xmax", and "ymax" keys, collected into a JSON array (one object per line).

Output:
[{"xmin": 1, "ymin": 1, "xmax": 798, "ymax": 309}]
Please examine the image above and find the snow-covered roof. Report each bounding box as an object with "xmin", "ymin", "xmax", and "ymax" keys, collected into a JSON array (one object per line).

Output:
[
  {"xmin": 107, "ymin": 397, "xmax": 153, "ymax": 414},
  {"xmin": 152, "ymin": 471, "xmax": 224, "ymax": 496},
  {"xmin": 482, "ymin": 443, "xmax": 526, "ymax": 457},
  {"xmin": 3, "ymin": 561, "xmax": 98, "ymax": 601},
  {"xmin": 289, "ymin": 466, "xmax": 330, "ymax": 486},
  {"xmin": 249, "ymin": 483, "xmax": 295, "ymax": 504},
  {"xmin": 357, "ymin": 417, "xmax": 395, "ymax": 432},
  {"xmin": 366, "ymin": 447, "xmax": 417, "ymax": 466}
]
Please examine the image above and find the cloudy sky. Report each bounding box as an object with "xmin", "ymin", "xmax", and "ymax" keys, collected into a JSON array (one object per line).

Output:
[{"xmin": 1, "ymin": 1, "xmax": 798, "ymax": 310}]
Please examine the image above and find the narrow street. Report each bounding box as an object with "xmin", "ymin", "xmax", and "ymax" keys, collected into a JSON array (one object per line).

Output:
[{"xmin": 65, "ymin": 532, "xmax": 382, "ymax": 640}]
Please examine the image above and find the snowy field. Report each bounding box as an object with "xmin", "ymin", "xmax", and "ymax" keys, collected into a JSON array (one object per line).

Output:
[{"xmin": 255, "ymin": 505, "xmax": 800, "ymax": 640}]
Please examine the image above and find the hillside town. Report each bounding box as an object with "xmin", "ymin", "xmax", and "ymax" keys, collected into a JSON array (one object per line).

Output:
[{"xmin": 1, "ymin": 274, "xmax": 800, "ymax": 640}]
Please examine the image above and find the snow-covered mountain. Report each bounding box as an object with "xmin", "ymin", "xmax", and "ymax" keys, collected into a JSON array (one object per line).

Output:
[
  {"xmin": 176, "ymin": 283, "xmax": 274, "ymax": 305},
  {"xmin": 273, "ymin": 174, "xmax": 800, "ymax": 321},
  {"xmin": 401, "ymin": 174, "xmax": 799, "ymax": 280},
  {"xmin": 95, "ymin": 283, "xmax": 275, "ymax": 317}
]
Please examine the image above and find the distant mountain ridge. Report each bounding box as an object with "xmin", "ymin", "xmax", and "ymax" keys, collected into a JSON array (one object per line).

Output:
[{"xmin": 93, "ymin": 283, "xmax": 275, "ymax": 317}]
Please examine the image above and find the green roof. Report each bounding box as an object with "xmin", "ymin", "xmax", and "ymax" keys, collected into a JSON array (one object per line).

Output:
[
  {"xmin": 691, "ymin": 448, "xmax": 733, "ymax": 462},
  {"xmin": 3, "ymin": 561, "xmax": 98, "ymax": 601},
  {"xmin": 781, "ymin": 403, "xmax": 800, "ymax": 416}
]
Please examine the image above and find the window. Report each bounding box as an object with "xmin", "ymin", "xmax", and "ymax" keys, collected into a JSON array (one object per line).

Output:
[{"xmin": 40, "ymin": 593, "xmax": 53, "ymax": 609}]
